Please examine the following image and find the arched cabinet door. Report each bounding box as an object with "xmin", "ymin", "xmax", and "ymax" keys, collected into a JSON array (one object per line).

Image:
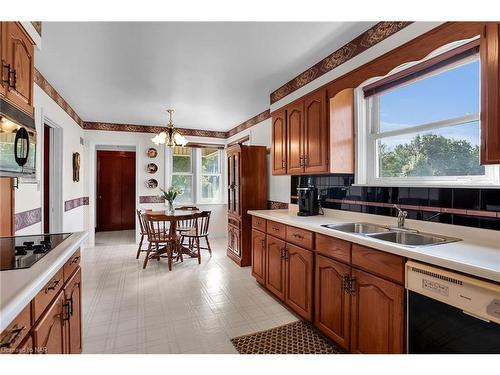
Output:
[
  {"xmin": 64, "ymin": 269, "xmax": 82, "ymax": 354},
  {"xmin": 314, "ymin": 255, "xmax": 351, "ymax": 350},
  {"xmin": 286, "ymin": 102, "xmax": 305, "ymax": 174},
  {"xmin": 350, "ymin": 268, "xmax": 404, "ymax": 354},
  {"xmin": 4, "ymin": 22, "xmax": 34, "ymax": 115},
  {"xmin": 272, "ymin": 109, "xmax": 287, "ymax": 175},
  {"xmin": 303, "ymin": 90, "xmax": 328, "ymax": 173},
  {"xmin": 32, "ymin": 290, "xmax": 65, "ymax": 354},
  {"xmin": 265, "ymin": 235, "xmax": 286, "ymax": 301},
  {"xmin": 251, "ymin": 229, "xmax": 266, "ymax": 284},
  {"xmin": 284, "ymin": 244, "xmax": 313, "ymax": 321}
]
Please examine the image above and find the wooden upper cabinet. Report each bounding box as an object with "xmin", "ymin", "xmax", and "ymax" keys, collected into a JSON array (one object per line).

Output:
[
  {"xmin": 286, "ymin": 101, "xmax": 305, "ymax": 174},
  {"xmin": 315, "ymin": 255, "xmax": 351, "ymax": 350},
  {"xmin": 329, "ymin": 88, "xmax": 355, "ymax": 173},
  {"xmin": 350, "ymin": 268, "xmax": 404, "ymax": 354},
  {"xmin": 271, "ymin": 109, "xmax": 287, "ymax": 175},
  {"xmin": 480, "ymin": 23, "xmax": 500, "ymax": 164},
  {"xmin": 3, "ymin": 22, "xmax": 34, "ymax": 115},
  {"xmin": 284, "ymin": 244, "xmax": 313, "ymax": 321},
  {"xmin": 303, "ymin": 90, "xmax": 329, "ymax": 173}
]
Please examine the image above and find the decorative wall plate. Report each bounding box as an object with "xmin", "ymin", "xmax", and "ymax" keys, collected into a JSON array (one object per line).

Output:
[
  {"xmin": 147, "ymin": 147, "xmax": 158, "ymax": 158},
  {"xmin": 147, "ymin": 163, "xmax": 158, "ymax": 173},
  {"xmin": 146, "ymin": 178, "xmax": 158, "ymax": 188}
]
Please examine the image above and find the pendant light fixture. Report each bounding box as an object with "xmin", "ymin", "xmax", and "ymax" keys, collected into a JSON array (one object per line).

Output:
[{"xmin": 151, "ymin": 109, "xmax": 188, "ymax": 147}]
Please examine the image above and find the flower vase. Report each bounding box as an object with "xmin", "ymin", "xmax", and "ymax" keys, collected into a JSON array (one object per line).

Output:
[{"xmin": 166, "ymin": 200, "xmax": 175, "ymax": 214}]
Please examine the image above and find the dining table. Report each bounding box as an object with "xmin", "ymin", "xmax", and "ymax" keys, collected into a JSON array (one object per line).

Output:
[{"xmin": 144, "ymin": 208, "xmax": 200, "ymax": 258}]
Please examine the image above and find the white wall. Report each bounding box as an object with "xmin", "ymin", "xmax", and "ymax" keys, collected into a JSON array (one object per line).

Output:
[
  {"xmin": 83, "ymin": 129, "xmax": 228, "ymax": 245},
  {"xmin": 227, "ymin": 118, "xmax": 290, "ymax": 204},
  {"xmin": 15, "ymin": 84, "xmax": 86, "ymax": 235}
]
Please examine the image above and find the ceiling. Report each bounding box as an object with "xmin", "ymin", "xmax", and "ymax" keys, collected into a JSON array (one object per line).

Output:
[{"xmin": 35, "ymin": 22, "xmax": 377, "ymax": 131}]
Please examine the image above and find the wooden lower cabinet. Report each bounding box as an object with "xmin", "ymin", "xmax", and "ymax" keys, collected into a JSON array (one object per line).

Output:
[
  {"xmin": 350, "ymin": 268, "xmax": 404, "ymax": 354},
  {"xmin": 251, "ymin": 229, "xmax": 266, "ymax": 284},
  {"xmin": 265, "ymin": 235, "xmax": 286, "ymax": 300},
  {"xmin": 32, "ymin": 290, "xmax": 66, "ymax": 354},
  {"xmin": 284, "ymin": 244, "xmax": 313, "ymax": 321},
  {"xmin": 314, "ymin": 255, "xmax": 351, "ymax": 350},
  {"xmin": 227, "ymin": 225, "xmax": 241, "ymax": 259},
  {"xmin": 64, "ymin": 268, "xmax": 82, "ymax": 354}
]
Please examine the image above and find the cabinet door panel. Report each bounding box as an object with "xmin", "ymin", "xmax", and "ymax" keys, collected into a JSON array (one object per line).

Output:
[
  {"xmin": 330, "ymin": 88, "xmax": 355, "ymax": 173},
  {"xmin": 284, "ymin": 244, "xmax": 313, "ymax": 321},
  {"xmin": 304, "ymin": 90, "xmax": 328, "ymax": 173},
  {"xmin": 350, "ymin": 269, "xmax": 404, "ymax": 354},
  {"xmin": 272, "ymin": 110, "xmax": 287, "ymax": 175},
  {"xmin": 64, "ymin": 268, "xmax": 82, "ymax": 354},
  {"xmin": 251, "ymin": 229, "xmax": 266, "ymax": 284},
  {"xmin": 5, "ymin": 23, "xmax": 33, "ymax": 114},
  {"xmin": 32, "ymin": 291, "xmax": 65, "ymax": 354},
  {"xmin": 286, "ymin": 102, "xmax": 304, "ymax": 174},
  {"xmin": 265, "ymin": 235, "xmax": 286, "ymax": 300},
  {"xmin": 314, "ymin": 255, "xmax": 351, "ymax": 350}
]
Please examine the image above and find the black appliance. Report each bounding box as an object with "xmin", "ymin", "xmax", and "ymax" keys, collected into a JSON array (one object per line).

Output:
[
  {"xmin": 0, "ymin": 233, "xmax": 71, "ymax": 271},
  {"xmin": 0, "ymin": 98, "xmax": 37, "ymax": 177},
  {"xmin": 297, "ymin": 176, "xmax": 320, "ymax": 216},
  {"xmin": 406, "ymin": 260, "xmax": 500, "ymax": 354}
]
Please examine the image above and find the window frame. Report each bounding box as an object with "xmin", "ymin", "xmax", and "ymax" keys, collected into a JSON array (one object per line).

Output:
[
  {"xmin": 356, "ymin": 38, "xmax": 500, "ymax": 188},
  {"xmin": 197, "ymin": 148, "xmax": 223, "ymax": 204},
  {"xmin": 170, "ymin": 146, "xmax": 195, "ymax": 204}
]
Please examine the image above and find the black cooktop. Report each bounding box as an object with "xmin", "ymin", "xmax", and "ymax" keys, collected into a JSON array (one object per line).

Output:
[{"xmin": 0, "ymin": 233, "xmax": 71, "ymax": 271}]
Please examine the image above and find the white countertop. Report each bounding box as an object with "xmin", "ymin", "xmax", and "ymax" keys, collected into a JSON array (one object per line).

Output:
[
  {"xmin": 248, "ymin": 208, "xmax": 500, "ymax": 283},
  {"xmin": 0, "ymin": 231, "xmax": 88, "ymax": 332}
]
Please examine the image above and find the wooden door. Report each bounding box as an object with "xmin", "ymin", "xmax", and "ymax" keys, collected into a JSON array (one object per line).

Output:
[
  {"xmin": 265, "ymin": 235, "xmax": 286, "ymax": 301},
  {"xmin": 0, "ymin": 177, "xmax": 14, "ymax": 236},
  {"xmin": 251, "ymin": 229, "xmax": 266, "ymax": 284},
  {"xmin": 32, "ymin": 290, "xmax": 65, "ymax": 354},
  {"xmin": 272, "ymin": 109, "xmax": 287, "ymax": 175},
  {"xmin": 303, "ymin": 90, "xmax": 329, "ymax": 173},
  {"xmin": 480, "ymin": 23, "xmax": 500, "ymax": 164},
  {"xmin": 96, "ymin": 151, "xmax": 136, "ymax": 231},
  {"xmin": 350, "ymin": 268, "xmax": 404, "ymax": 354},
  {"xmin": 64, "ymin": 268, "xmax": 82, "ymax": 354},
  {"xmin": 284, "ymin": 244, "xmax": 313, "ymax": 321},
  {"xmin": 286, "ymin": 101, "xmax": 304, "ymax": 174},
  {"xmin": 4, "ymin": 22, "xmax": 34, "ymax": 115},
  {"xmin": 329, "ymin": 88, "xmax": 355, "ymax": 173},
  {"xmin": 314, "ymin": 255, "xmax": 351, "ymax": 350}
]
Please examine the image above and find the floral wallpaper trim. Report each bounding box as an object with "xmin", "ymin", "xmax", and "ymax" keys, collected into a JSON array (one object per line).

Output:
[
  {"xmin": 15, "ymin": 207, "xmax": 42, "ymax": 231},
  {"xmin": 270, "ymin": 22, "xmax": 413, "ymax": 104},
  {"xmin": 139, "ymin": 196, "xmax": 165, "ymax": 204},
  {"xmin": 64, "ymin": 197, "xmax": 89, "ymax": 212},
  {"xmin": 268, "ymin": 200, "xmax": 289, "ymax": 210}
]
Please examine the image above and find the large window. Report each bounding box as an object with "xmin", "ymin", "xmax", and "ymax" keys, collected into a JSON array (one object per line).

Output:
[
  {"xmin": 171, "ymin": 146, "xmax": 193, "ymax": 203},
  {"xmin": 359, "ymin": 40, "xmax": 499, "ymax": 186},
  {"xmin": 170, "ymin": 146, "xmax": 224, "ymax": 204},
  {"xmin": 200, "ymin": 148, "xmax": 222, "ymax": 203}
]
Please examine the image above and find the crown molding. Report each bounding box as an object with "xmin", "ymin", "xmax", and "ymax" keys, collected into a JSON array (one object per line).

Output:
[{"xmin": 270, "ymin": 21, "xmax": 413, "ymax": 104}]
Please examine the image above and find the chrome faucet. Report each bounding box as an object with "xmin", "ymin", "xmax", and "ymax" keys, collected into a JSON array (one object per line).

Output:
[{"xmin": 394, "ymin": 205, "xmax": 408, "ymax": 229}]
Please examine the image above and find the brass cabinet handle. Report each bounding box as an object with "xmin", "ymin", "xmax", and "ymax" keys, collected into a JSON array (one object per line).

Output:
[
  {"xmin": 71, "ymin": 256, "xmax": 80, "ymax": 264},
  {"xmin": 342, "ymin": 275, "xmax": 351, "ymax": 294},
  {"xmin": 9, "ymin": 69, "xmax": 16, "ymax": 89},
  {"xmin": 272, "ymin": 227, "xmax": 279, "ymax": 231},
  {"xmin": 303, "ymin": 155, "xmax": 308, "ymax": 166},
  {"xmin": 280, "ymin": 248, "xmax": 284, "ymax": 258},
  {"xmin": 349, "ymin": 277, "xmax": 356, "ymax": 295},
  {"xmin": 0, "ymin": 325, "xmax": 26, "ymax": 348},
  {"xmin": 284, "ymin": 248, "xmax": 289, "ymax": 260},
  {"xmin": 45, "ymin": 279, "xmax": 61, "ymax": 293},
  {"xmin": 261, "ymin": 239, "xmax": 265, "ymax": 249},
  {"xmin": 1, "ymin": 62, "xmax": 10, "ymax": 86},
  {"xmin": 293, "ymin": 233, "xmax": 304, "ymax": 239},
  {"xmin": 281, "ymin": 160, "xmax": 286, "ymax": 168}
]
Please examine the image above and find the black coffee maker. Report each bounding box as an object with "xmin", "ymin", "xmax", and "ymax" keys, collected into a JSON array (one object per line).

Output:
[{"xmin": 297, "ymin": 176, "xmax": 320, "ymax": 216}]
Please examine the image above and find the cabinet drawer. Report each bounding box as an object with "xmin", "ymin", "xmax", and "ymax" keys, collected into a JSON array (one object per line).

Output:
[
  {"xmin": 32, "ymin": 268, "xmax": 64, "ymax": 322},
  {"xmin": 286, "ymin": 226, "xmax": 314, "ymax": 249},
  {"xmin": 351, "ymin": 244, "xmax": 405, "ymax": 284},
  {"xmin": 315, "ymin": 234, "xmax": 351, "ymax": 264},
  {"xmin": 266, "ymin": 220, "xmax": 286, "ymax": 240},
  {"xmin": 63, "ymin": 248, "xmax": 81, "ymax": 283},
  {"xmin": 252, "ymin": 216, "xmax": 266, "ymax": 232},
  {"xmin": 0, "ymin": 304, "xmax": 31, "ymax": 353}
]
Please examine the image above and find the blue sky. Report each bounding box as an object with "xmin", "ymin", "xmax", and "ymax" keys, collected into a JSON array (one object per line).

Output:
[{"xmin": 378, "ymin": 59, "xmax": 480, "ymax": 148}]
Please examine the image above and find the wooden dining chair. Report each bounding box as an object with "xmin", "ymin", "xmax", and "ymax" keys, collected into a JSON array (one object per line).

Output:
[
  {"xmin": 136, "ymin": 209, "xmax": 149, "ymax": 259},
  {"xmin": 142, "ymin": 213, "xmax": 182, "ymax": 270},
  {"xmin": 180, "ymin": 211, "xmax": 212, "ymax": 263}
]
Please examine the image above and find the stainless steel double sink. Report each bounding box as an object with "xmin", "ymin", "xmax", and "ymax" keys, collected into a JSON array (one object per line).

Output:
[{"xmin": 321, "ymin": 222, "xmax": 461, "ymax": 247}]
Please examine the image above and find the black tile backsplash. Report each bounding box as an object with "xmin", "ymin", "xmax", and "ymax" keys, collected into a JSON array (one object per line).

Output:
[{"xmin": 290, "ymin": 174, "xmax": 500, "ymax": 231}]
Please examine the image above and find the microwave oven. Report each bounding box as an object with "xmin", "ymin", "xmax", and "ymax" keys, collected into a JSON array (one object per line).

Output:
[{"xmin": 0, "ymin": 115, "xmax": 37, "ymax": 177}]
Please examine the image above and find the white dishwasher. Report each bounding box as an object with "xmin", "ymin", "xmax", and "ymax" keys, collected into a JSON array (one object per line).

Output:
[{"xmin": 406, "ymin": 260, "xmax": 500, "ymax": 353}]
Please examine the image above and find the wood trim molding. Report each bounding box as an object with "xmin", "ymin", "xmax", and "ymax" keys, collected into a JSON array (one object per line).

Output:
[
  {"xmin": 34, "ymin": 69, "xmax": 84, "ymax": 127},
  {"xmin": 270, "ymin": 22, "xmax": 413, "ymax": 104},
  {"xmin": 227, "ymin": 135, "xmax": 250, "ymax": 147}
]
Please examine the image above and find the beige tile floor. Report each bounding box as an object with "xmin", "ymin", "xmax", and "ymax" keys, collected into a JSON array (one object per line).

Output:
[{"xmin": 82, "ymin": 231, "xmax": 298, "ymax": 354}]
